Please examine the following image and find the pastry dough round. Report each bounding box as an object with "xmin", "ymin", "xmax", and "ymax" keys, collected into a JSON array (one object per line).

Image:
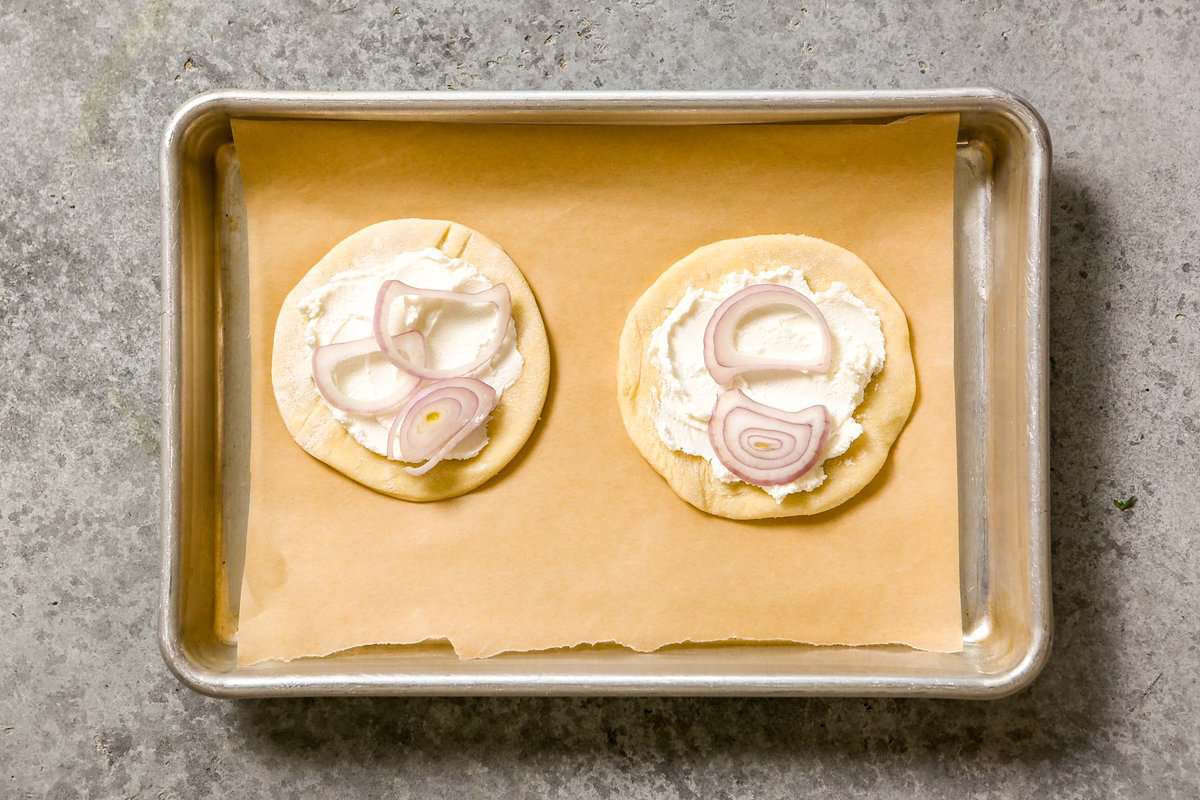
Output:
[
  {"xmin": 273, "ymin": 219, "xmax": 550, "ymax": 501},
  {"xmin": 617, "ymin": 234, "xmax": 915, "ymax": 520}
]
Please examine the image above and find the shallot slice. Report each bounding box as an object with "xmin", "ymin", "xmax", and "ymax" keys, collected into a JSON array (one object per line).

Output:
[
  {"xmin": 387, "ymin": 377, "xmax": 498, "ymax": 475},
  {"xmin": 702, "ymin": 283, "xmax": 832, "ymax": 386},
  {"xmin": 373, "ymin": 280, "xmax": 512, "ymax": 379},
  {"xmin": 311, "ymin": 331, "xmax": 426, "ymax": 416},
  {"xmin": 707, "ymin": 389, "xmax": 829, "ymax": 486}
]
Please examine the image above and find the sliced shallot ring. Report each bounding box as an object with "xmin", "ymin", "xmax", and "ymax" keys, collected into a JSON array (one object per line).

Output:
[
  {"xmin": 311, "ymin": 331, "xmax": 426, "ymax": 416},
  {"xmin": 387, "ymin": 377, "xmax": 498, "ymax": 476},
  {"xmin": 702, "ymin": 283, "xmax": 832, "ymax": 386},
  {"xmin": 707, "ymin": 389, "xmax": 829, "ymax": 486},
  {"xmin": 373, "ymin": 280, "xmax": 512, "ymax": 379}
]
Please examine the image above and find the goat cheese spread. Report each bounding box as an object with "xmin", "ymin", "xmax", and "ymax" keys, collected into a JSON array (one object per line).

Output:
[
  {"xmin": 299, "ymin": 248, "xmax": 522, "ymax": 460},
  {"xmin": 646, "ymin": 267, "xmax": 885, "ymax": 502}
]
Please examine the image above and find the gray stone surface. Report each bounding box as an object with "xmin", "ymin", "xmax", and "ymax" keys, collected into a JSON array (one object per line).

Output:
[{"xmin": 1, "ymin": 0, "xmax": 1197, "ymax": 796}]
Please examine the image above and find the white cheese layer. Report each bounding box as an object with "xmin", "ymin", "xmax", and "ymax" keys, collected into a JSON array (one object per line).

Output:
[
  {"xmin": 299, "ymin": 248, "xmax": 522, "ymax": 460},
  {"xmin": 646, "ymin": 267, "xmax": 885, "ymax": 502}
]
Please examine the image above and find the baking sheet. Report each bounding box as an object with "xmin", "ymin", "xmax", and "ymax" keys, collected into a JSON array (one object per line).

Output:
[{"xmin": 231, "ymin": 114, "xmax": 962, "ymax": 665}]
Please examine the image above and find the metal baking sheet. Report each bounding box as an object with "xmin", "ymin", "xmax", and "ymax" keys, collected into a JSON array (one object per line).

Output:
[{"xmin": 160, "ymin": 90, "xmax": 1051, "ymax": 697}]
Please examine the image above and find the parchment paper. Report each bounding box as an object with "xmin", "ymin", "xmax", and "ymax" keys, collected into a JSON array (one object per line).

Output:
[{"xmin": 232, "ymin": 113, "xmax": 962, "ymax": 664}]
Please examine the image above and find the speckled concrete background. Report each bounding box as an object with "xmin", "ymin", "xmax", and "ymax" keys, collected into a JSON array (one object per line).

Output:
[{"xmin": 1, "ymin": 1, "xmax": 1197, "ymax": 797}]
